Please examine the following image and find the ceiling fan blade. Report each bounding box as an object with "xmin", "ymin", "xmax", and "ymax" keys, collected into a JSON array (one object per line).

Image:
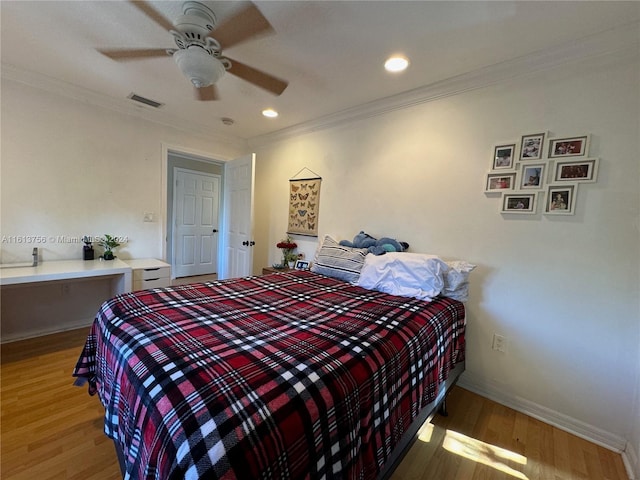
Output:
[
  {"xmin": 208, "ymin": 3, "xmax": 274, "ymax": 50},
  {"xmin": 195, "ymin": 85, "xmax": 219, "ymax": 101},
  {"xmin": 129, "ymin": 1, "xmax": 174, "ymax": 32},
  {"xmin": 99, "ymin": 48, "xmax": 170, "ymax": 61},
  {"xmin": 226, "ymin": 58, "xmax": 288, "ymax": 96}
]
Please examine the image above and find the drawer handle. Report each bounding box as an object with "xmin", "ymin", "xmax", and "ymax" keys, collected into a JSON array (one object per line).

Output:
[
  {"xmin": 144, "ymin": 268, "xmax": 160, "ymax": 271},
  {"xmin": 145, "ymin": 278, "xmax": 160, "ymax": 281}
]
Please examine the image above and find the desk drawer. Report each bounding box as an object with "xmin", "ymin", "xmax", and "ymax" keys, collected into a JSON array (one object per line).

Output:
[
  {"xmin": 133, "ymin": 277, "xmax": 171, "ymax": 290},
  {"xmin": 133, "ymin": 266, "xmax": 171, "ymax": 281}
]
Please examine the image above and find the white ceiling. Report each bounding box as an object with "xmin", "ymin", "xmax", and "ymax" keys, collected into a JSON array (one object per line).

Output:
[{"xmin": 2, "ymin": 1, "xmax": 639, "ymax": 143}]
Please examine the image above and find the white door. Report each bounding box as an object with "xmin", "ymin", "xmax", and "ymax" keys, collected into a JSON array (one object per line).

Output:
[
  {"xmin": 219, "ymin": 154, "xmax": 255, "ymax": 279},
  {"xmin": 173, "ymin": 168, "xmax": 220, "ymax": 278}
]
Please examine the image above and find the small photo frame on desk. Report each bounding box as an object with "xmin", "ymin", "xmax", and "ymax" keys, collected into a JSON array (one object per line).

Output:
[{"xmin": 295, "ymin": 260, "xmax": 310, "ymax": 270}]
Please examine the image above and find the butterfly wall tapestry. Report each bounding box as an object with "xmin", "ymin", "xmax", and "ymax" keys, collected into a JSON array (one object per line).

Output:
[{"xmin": 288, "ymin": 177, "xmax": 321, "ymax": 236}]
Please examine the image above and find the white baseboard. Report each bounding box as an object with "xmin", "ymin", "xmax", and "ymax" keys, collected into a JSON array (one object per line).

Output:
[
  {"xmin": 457, "ymin": 374, "xmax": 627, "ymax": 453},
  {"xmin": 0, "ymin": 319, "xmax": 93, "ymax": 344},
  {"xmin": 623, "ymin": 440, "xmax": 639, "ymax": 480}
]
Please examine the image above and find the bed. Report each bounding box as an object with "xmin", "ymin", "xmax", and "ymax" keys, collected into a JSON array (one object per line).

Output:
[{"xmin": 73, "ymin": 268, "xmax": 466, "ymax": 479}]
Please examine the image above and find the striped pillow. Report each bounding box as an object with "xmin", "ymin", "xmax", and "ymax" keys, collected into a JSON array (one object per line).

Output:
[{"xmin": 311, "ymin": 235, "xmax": 368, "ymax": 283}]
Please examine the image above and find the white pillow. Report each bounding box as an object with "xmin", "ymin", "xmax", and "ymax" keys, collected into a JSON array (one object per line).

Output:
[
  {"xmin": 442, "ymin": 260, "xmax": 476, "ymax": 301},
  {"xmin": 357, "ymin": 252, "xmax": 448, "ymax": 301}
]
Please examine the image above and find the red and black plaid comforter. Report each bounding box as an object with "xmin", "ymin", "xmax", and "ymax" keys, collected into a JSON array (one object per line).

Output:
[{"xmin": 73, "ymin": 270, "xmax": 465, "ymax": 480}]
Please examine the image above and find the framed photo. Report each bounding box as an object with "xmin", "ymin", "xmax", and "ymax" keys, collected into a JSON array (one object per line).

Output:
[
  {"xmin": 492, "ymin": 143, "xmax": 516, "ymax": 170},
  {"xmin": 485, "ymin": 172, "xmax": 517, "ymax": 193},
  {"xmin": 519, "ymin": 163, "xmax": 546, "ymax": 190},
  {"xmin": 553, "ymin": 158, "xmax": 599, "ymax": 183},
  {"xmin": 519, "ymin": 132, "xmax": 546, "ymax": 161},
  {"xmin": 545, "ymin": 184, "xmax": 578, "ymax": 215},
  {"xmin": 501, "ymin": 192, "xmax": 538, "ymax": 214},
  {"xmin": 295, "ymin": 260, "xmax": 309, "ymax": 270},
  {"xmin": 548, "ymin": 135, "xmax": 590, "ymax": 158}
]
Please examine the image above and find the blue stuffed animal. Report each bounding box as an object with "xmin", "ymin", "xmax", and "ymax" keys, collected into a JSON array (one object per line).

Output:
[
  {"xmin": 339, "ymin": 231, "xmax": 377, "ymax": 249},
  {"xmin": 340, "ymin": 231, "xmax": 409, "ymax": 255},
  {"xmin": 368, "ymin": 237, "xmax": 409, "ymax": 255}
]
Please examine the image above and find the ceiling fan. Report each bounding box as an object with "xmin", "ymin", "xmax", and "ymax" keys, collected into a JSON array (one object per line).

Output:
[{"xmin": 99, "ymin": 1, "xmax": 289, "ymax": 101}]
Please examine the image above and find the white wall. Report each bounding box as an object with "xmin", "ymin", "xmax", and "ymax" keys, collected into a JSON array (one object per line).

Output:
[
  {"xmin": 0, "ymin": 79, "xmax": 245, "ymax": 263},
  {"xmin": 252, "ymin": 50, "xmax": 640, "ymax": 465}
]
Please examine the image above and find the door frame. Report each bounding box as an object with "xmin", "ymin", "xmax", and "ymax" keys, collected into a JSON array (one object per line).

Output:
[{"xmin": 161, "ymin": 144, "xmax": 225, "ymax": 278}]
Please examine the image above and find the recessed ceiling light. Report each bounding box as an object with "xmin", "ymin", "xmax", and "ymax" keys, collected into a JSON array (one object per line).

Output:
[
  {"xmin": 384, "ymin": 56, "xmax": 409, "ymax": 73},
  {"xmin": 262, "ymin": 108, "xmax": 279, "ymax": 118}
]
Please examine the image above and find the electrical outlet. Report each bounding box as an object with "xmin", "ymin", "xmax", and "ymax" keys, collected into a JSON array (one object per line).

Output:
[{"xmin": 492, "ymin": 334, "xmax": 507, "ymax": 353}]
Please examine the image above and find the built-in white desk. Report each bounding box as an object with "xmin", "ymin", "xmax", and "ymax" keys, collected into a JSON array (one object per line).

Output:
[
  {"xmin": 0, "ymin": 259, "xmax": 134, "ymax": 343},
  {"xmin": 0, "ymin": 258, "xmax": 132, "ymax": 292}
]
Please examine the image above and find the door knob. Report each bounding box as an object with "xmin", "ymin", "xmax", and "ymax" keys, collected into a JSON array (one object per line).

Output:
[
  {"xmin": 250, "ymin": 241, "xmax": 255, "ymax": 246},
  {"xmin": 212, "ymin": 229, "xmax": 218, "ymax": 233},
  {"xmin": 242, "ymin": 241, "xmax": 249, "ymax": 246}
]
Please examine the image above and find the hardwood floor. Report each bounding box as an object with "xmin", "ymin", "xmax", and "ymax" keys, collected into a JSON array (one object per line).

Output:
[
  {"xmin": 391, "ymin": 387, "xmax": 629, "ymax": 480},
  {"xmin": 0, "ymin": 329, "xmax": 629, "ymax": 480},
  {"xmin": 171, "ymin": 274, "xmax": 218, "ymax": 286},
  {"xmin": 1, "ymin": 329, "xmax": 121, "ymax": 480}
]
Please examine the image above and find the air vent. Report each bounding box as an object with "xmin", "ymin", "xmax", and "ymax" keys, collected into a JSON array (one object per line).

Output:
[{"xmin": 128, "ymin": 93, "xmax": 164, "ymax": 109}]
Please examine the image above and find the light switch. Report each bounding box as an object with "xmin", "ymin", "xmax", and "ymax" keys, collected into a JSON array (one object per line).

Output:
[{"xmin": 143, "ymin": 212, "xmax": 154, "ymax": 222}]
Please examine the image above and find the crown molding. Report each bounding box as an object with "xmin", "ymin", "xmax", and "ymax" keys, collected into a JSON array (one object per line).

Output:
[
  {"xmin": 248, "ymin": 21, "xmax": 640, "ymax": 148},
  {"xmin": 0, "ymin": 64, "xmax": 248, "ymax": 151}
]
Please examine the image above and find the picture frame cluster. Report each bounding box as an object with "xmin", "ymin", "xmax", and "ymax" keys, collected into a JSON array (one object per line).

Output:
[{"xmin": 484, "ymin": 133, "xmax": 599, "ymax": 216}]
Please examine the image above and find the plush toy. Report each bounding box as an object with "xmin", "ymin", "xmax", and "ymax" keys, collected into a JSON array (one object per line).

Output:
[
  {"xmin": 368, "ymin": 237, "xmax": 410, "ymax": 255},
  {"xmin": 339, "ymin": 231, "xmax": 377, "ymax": 249},
  {"xmin": 340, "ymin": 231, "xmax": 409, "ymax": 255}
]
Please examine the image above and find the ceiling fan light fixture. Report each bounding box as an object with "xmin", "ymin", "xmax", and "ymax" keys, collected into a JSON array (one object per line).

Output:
[{"xmin": 174, "ymin": 46, "xmax": 226, "ymax": 88}]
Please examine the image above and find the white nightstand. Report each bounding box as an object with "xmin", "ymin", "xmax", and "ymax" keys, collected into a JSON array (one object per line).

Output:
[{"xmin": 125, "ymin": 259, "xmax": 171, "ymax": 291}]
